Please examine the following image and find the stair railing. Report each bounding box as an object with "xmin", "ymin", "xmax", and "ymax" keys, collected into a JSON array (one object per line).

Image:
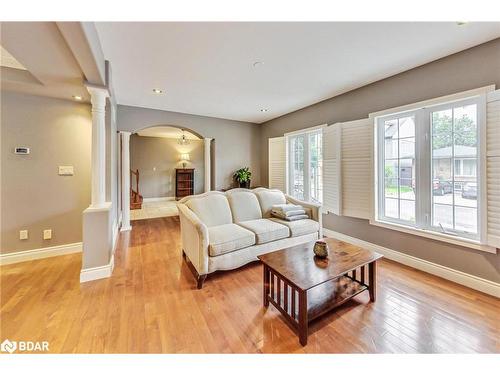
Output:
[{"xmin": 130, "ymin": 169, "xmax": 139, "ymax": 200}]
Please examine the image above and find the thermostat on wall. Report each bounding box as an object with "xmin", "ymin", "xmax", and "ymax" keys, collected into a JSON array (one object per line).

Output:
[
  {"xmin": 15, "ymin": 147, "xmax": 30, "ymax": 155},
  {"xmin": 58, "ymin": 166, "xmax": 74, "ymax": 176}
]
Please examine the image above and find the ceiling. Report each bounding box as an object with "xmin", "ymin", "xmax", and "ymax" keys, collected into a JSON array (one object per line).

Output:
[
  {"xmin": 1, "ymin": 46, "xmax": 27, "ymax": 70},
  {"xmin": 1, "ymin": 22, "xmax": 89, "ymax": 102},
  {"xmin": 136, "ymin": 126, "xmax": 200, "ymax": 139},
  {"xmin": 95, "ymin": 22, "xmax": 500, "ymax": 123}
]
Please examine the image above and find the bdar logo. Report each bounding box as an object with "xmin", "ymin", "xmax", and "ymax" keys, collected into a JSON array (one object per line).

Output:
[{"xmin": 1, "ymin": 339, "xmax": 17, "ymax": 353}]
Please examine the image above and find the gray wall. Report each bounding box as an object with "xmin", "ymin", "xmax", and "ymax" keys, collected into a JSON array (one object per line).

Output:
[
  {"xmin": 130, "ymin": 135, "xmax": 204, "ymax": 198},
  {"xmin": 260, "ymin": 38, "xmax": 500, "ymax": 282},
  {"xmin": 117, "ymin": 105, "xmax": 261, "ymax": 190},
  {"xmin": 1, "ymin": 91, "xmax": 91, "ymax": 254}
]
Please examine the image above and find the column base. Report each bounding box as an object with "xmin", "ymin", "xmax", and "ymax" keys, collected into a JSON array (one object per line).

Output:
[
  {"xmin": 86, "ymin": 201, "xmax": 112, "ymax": 211},
  {"xmin": 80, "ymin": 254, "xmax": 114, "ymax": 283},
  {"xmin": 81, "ymin": 202, "xmax": 114, "ymax": 283}
]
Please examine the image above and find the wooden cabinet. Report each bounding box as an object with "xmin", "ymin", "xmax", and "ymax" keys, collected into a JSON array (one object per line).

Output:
[{"xmin": 175, "ymin": 168, "xmax": 195, "ymax": 200}]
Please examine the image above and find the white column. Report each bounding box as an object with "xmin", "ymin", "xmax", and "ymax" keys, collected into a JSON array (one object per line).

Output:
[
  {"xmin": 120, "ymin": 132, "xmax": 132, "ymax": 231},
  {"xmin": 204, "ymin": 138, "xmax": 212, "ymax": 192},
  {"xmin": 87, "ymin": 85, "xmax": 109, "ymax": 208}
]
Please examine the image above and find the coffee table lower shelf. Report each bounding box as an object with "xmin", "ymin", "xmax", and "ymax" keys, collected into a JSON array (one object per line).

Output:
[
  {"xmin": 307, "ymin": 276, "xmax": 368, "ymax": 321},
  {"xmin": 263, "ymin": 263, "xmax": 377, "ymax": 346}
]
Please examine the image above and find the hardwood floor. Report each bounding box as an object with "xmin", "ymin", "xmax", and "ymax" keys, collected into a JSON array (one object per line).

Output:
[{"xmin": 1, "ymin": 216, "xmax": 499, "ymax": 353}]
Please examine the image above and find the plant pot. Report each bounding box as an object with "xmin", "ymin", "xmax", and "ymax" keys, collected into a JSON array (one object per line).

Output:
[{"xmin": 239, "ymin": 180, "xmax": 251, "ymax": 189}]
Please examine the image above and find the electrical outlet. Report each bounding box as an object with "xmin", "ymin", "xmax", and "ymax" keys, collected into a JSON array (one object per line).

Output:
[
  {"xmin": 19, "ymin": 230, "xmax": 28, "ymax": 240},
  {"xmin": 43, "ymin": 229, "xmax": 52, "ymax": 240}
]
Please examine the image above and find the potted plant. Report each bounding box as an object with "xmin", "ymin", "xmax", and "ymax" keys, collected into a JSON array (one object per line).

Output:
[{"xmin": 233, "ymin": 167, "xmax": 252, "ymax": 188}]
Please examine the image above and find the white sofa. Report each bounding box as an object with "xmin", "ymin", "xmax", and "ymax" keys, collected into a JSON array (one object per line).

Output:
[{"xmin": 177, "ymin": 188, "xmax": 322, "ymax": 288}]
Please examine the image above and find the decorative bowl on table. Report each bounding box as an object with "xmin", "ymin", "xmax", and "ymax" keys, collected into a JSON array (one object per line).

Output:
[{"xmin": 313, "ymin": 240, "xmax": 329, "ymax": 258}]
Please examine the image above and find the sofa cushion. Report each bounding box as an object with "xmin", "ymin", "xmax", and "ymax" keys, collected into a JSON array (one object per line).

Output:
[
  {"xmin": 226, "ymin": 191, "xmax": 262, "ymax": 222},
  {"xmin": 269, "ymin": 218, "xmax": 320, "ymax": 237},
  {"xmin": 237, "ymin": 219, "xmax": 290, "ymax": 244},
  {"xmin": 186, "ymin": 193, "xmax": 233, "ymax": 227},
  {"xmin": 255, "ymin": 189, "xmax": 287, "ymax": 218},
  {"xmin": 208, "ymin": 224, "xmax": 255, "ymax": 257}
]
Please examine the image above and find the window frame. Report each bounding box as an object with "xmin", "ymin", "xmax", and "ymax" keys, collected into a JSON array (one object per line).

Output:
[
  {"xmin": 374, "ymin": 95, "xmax": 487, "ymax": 245},
  {"xmin": 426, "ymin": 98, "xmax": 481, "ymax": 241},
  {"xmin": 285, "ymin": 125, "xmax": 325, "ymax": 203},
  {"xmin": 287, "ymin": 133, "xmax": 308, "ymax": 200},
  {"xmin": 376, "ymin": 110, "xmax": 420, "ymax": 228}
]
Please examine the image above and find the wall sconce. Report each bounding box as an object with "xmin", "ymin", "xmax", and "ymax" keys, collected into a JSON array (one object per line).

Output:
[{"xmin": 180, "ymin": 153, "xmax": 190, "ymax": 169}]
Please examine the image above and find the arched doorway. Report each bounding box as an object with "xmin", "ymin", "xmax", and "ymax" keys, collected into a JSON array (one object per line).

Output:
[{"xmin": 119, "ymin": 125, "xmax": 214, "ymax": 230}]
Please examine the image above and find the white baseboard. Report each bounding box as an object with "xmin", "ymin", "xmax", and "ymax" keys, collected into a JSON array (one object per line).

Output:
[
  {"xmin": 0, "ymin": 242, "xmax": 82, "ymax": 266},
  {"xmin": 80, "ymin": 254, "xmax": 115, "ymax": 283},
  {"xmin": 143, "ymin": 196, "xmax": 175, "ymax": 202},
  {"xmin": 323, "ymin": 228, "xmax": 500, "ymax": 298}
]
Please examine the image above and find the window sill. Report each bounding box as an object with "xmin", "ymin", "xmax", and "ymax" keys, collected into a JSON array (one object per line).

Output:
[{"xmin": 369, "ymin": 219, "xmax": 497, "ymax": 254}]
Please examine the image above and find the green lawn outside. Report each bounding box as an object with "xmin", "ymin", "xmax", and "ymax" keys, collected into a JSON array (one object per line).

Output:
[{"xmin": 385, "ymin": 185, "xmax": 413, "ymax": 194}]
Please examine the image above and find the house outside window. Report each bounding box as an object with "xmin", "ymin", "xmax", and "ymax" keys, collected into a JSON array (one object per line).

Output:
[{"xmin": 376, "ymin": 97, "xmax": 483, "ymax": 241}]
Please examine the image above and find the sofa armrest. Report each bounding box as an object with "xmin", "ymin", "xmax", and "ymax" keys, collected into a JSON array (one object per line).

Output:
[
  {"xmin": 285, "ymin": 195, "xmax": 323, "ymax": 237},
  {"xmin": 177, "ymin": 203, "xmax": 209, "ymax": 276}
]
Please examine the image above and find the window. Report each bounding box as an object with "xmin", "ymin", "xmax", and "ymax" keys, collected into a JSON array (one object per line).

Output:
[
  {"xmin": 380, "ymin": 114, "xmax": 416, "ymax": 223},
  {"xmin": 289, "ymin": 135, "xmax": 305, "ymax": 199},
  {"xmin": 309, "ymin": 131, "xmax": 323, "ymax": 203},
  {"xmin": 287, "ymin": 128, "xmax": 323, "ymax": 203},
  {"xmin": 454, "ymin": 159, "xmax": 477, "ymax": 177},
  {"xmin": 431, "ymin": 102, "xmax": 479, "ymax": 236},
  {"xmin": 376, "ymin": 97, "xmax": 482, "ymax": 241}
]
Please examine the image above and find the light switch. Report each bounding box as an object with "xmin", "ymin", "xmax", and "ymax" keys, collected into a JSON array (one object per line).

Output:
[
  {"xmin": 58, "ymin": 166, "xmax": 74, "ymax": 176},
  {"xmin": 19, "ymin": 230, "xmax": 28, "ymax": 240},
  {"xmin": 43, "ymin": 229, "xmax": 52, "ymax": 240}
]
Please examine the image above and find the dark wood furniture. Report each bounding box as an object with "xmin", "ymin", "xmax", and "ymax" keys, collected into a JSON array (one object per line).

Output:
[
  {"xmin": 258, "ymin": 238, "xmax": 383, "ymax": 346},
  {"xmin": 175, "ymin": 168, "xmax": 195, "ymax": 200}
]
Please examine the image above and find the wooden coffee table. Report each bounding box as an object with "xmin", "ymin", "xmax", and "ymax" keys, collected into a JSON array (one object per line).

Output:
[{"xmin": 258, "ymin": 237, "xmax": 383, "ymax": 346}]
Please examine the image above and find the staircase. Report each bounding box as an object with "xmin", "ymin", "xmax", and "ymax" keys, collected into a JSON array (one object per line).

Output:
[{"xmin": 130, "ymin": 169, "xmax": 143, "ymax": 210}]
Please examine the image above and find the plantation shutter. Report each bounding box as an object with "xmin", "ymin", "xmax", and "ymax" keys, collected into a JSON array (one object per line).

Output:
[
  {"xmin": 268, "ymin": 136, "xmax": 286, "ymax": 192},
  {"xmin": 322, "ymin": 124, "xmax": 341, "ymax": 215},
  {"xmin": 340, "ymin": 118, "xmax": 373, "ymax": 219},
  {"xmin": 486, "ymin": 90, "xmax": 500, "ymax": 248}
]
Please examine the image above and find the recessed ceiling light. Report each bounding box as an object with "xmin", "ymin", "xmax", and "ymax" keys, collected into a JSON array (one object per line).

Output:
[
  {"xmin": 260, "ymin": 109, "xmax": 268, "ymax": 112},
  {"xmin": 152, "ymin": 88, "xmax": 164, "ymax": 94},
  {"xmin": 253, "ymin": 61, "xmax": 264, "ymax": 68},
  {"xmin": 456, "ymin": 21, "xmax": 468, "ymax": 26},
  {"xmin": 72, "ymin": 95, "xmax": 82, "ymax": 101}
]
